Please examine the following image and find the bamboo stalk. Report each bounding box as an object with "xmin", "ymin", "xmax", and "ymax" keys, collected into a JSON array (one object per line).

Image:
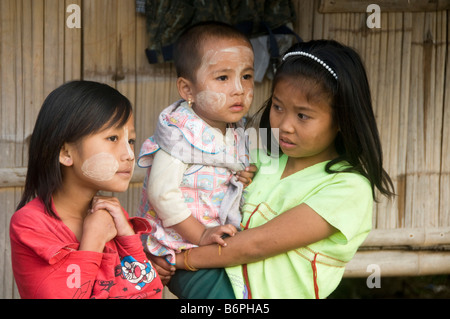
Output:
[
  {"xmin": 362, "ymin": 227, "xmax": 450, "ymax": 247},
  {"xmin": 0, "ymin": 166, "xmax": 147, "ymax": 188},
  {"xmin": 43, "ymin": 0, "xmax": 65, "ymax": 96},
  {"xmin": 344, "ymin": 250, "xmax": 450, "ymax": 277},
  {"xmin": 64, "ymin": 0, "xmax": 82, "ymax": 81},
  {"xmin": 440, "ymin": 12, "xmax": 450, "ymax": 226}
]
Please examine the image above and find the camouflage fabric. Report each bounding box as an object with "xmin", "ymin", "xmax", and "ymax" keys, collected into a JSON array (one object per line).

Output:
[{"xmin": 144, "ymin": 0, "xmax": 298, "ymax": 64}]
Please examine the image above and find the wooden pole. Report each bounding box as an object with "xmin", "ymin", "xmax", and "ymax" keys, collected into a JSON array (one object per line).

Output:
[{"xmin": 345, "ymin": 250, "xmax": 450, "ymax": 277}]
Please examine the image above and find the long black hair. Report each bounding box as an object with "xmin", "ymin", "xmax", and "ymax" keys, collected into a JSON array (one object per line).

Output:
[
  {"xmin": 254, "ymin": 40, "xmax": 394, "ymax": 200},
  {"xmin": 17, "ymin": 81, "xmax": 133, "ymax": 218}
]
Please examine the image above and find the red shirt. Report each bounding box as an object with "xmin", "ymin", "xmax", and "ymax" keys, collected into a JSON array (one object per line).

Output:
[{"xmin": 10, "ymin": 198, "xmax": 163, "ymax": 299}]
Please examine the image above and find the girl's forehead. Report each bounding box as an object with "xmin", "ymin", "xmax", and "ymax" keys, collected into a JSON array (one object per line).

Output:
[
  {"xmin": 277, "ymin": 75, "xmax": 333, "ymax": 105},
  {"xmin": 99, "ymin": 113, "xmax": 135, "ymax": 133}
]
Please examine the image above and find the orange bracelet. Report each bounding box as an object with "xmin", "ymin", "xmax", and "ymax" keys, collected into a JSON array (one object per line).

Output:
[{"xmin": 183, "ymin": 249, "xmax": 198, "ymax": 272}]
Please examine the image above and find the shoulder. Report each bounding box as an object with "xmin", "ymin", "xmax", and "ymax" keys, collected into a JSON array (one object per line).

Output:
[
  {"xmin": 149, "ymin": 150, "xmax": 187, "ymax": 177},
  {"xmin": 304, "ymin": 167, "xmax": 373, "ymax": 207},
  {"xmin": 326, "ymin": 165, "xmax": 372, "ymax": 195},
  {"xmin": 303, "ymin": 169, "xmax": 373, "ymax": 244},
  {"xmin": 11, "ymin": 198, "xmax": 46, "ymax": 225},
  {"xmin": 10, "ymin": 198, "xmax": 58, "ymax": 238}
]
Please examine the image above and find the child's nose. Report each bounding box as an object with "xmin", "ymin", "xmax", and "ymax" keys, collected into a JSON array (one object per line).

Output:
[{"xmin": 231, "ymin": 77, "xmax": 244, "ymax": 95}]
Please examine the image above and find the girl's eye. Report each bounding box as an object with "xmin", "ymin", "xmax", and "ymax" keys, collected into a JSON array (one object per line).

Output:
[
  {"xmin": 128, "ymin": 139, "xmax": 136, "ymax": 146},
  {"xmin": 108, "ymin": 135, "xmax": 119, "ymax": 142},
  {"xmin": 217, "ymin": 75, "xmax": 228, "ymax": 81},
  {"xmin": 271, "ymin": 103, "xmax": 282, "ymax": 111},
  {"xmin": 298, "ymin": 113, "xmax": 309, "ymax": 120},
  {"xmin": 243, "ymin": 74, "xmax": 253, "ymax": 80}
]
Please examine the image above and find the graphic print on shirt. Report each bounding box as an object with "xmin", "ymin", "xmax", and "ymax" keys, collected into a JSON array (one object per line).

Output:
[
  {"xmin": 72, "ymin": 280, "xmax": 92, "ymax": 299},
  {"xmin": 120, "ymin": 256, "xmax": 157, "ymax": 291}
]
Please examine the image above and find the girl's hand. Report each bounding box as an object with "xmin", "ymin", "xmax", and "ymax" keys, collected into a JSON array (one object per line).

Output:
[
  {"xmin": 198, "ymin": 224, "xmax": 237, "ymax": 247},
  {"xmin": 236, "ymin": 164, "xmax": 257, "ymax": 187},
  {"xmin": 79, "ymin": 209, "xmax": 117, "ymax": 252},
  {"xmin": 91, "ymin": 196, "xmax": 135, "ymax": 237}
]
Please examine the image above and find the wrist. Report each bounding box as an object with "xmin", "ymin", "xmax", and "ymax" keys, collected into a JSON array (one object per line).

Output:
[
  {"xmin": 197, "ymin": 227, "xmax": 208, "ymax": 246},
  {"xmin": 116, "ymin": 224, "xmax": 135, "ymax": 237},
  {"xmin": 183, "ymin": 249, "xmax": 198, "ymax": 272},
  {"xmin": 79, "ymin": 234, "xmax": 107, "ymax": 253}
]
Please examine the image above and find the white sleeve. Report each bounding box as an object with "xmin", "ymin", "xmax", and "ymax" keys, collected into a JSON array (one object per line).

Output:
[{"xmin": 146, "ymin": 150, "xmax": 191, "ymax": 227}]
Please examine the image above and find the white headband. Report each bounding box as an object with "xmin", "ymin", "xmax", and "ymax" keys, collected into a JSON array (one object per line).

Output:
[{"xmin": 282, "ymin": 51, "xmax": 338, "ymax": 80}]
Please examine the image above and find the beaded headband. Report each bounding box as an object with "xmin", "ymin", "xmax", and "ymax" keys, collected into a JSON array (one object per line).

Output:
[{"xmin": 282, "ymin": 51, "xmax": 338, "ymax": 80}]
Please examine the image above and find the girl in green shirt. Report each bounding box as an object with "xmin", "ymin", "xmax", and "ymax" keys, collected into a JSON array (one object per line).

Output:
[{"xmin": 171, "ymin": 39, "xmax": 395, "ymax": 299}]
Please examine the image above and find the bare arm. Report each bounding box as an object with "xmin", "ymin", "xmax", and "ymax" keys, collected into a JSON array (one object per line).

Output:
[
  {"xmin": 175, "ymin": 202, "xmax": 337, "ymax": 269},
  {"xmin": 172, "ymin": 215, "xmax": 237, "ymax": 246}
]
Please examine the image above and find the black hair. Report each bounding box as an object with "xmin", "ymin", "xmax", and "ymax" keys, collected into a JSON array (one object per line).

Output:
[
  {"xmin": 254, "ymin": 40, "xmax": 395, "ymax": 200},
  {"xmin": 16, "ymin": 80, "xmax": 133, "ymax": 218},
  {"xmin": 173, "ymin": 21, "xmax": 253, "ymax": 82}
]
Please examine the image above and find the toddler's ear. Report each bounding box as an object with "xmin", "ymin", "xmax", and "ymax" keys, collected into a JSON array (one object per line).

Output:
[
  {"xmin": 59, "ymin": 143, "xmax": 74, "ymax": 166},
  {"xmin": 176, "ymin": 77, "xmax": 194, "ymax": 103}
]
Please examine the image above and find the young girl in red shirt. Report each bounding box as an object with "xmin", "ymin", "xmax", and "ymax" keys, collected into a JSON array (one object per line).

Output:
[{"xmin": 10, "ymin": 81, "xmax": 163, "ymax": 299}]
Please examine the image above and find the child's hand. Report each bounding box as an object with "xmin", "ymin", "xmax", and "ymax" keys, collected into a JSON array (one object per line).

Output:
[
  {"xmin": 236, "ymin": 164, "xmax": 257, "ymax": 187},
  {"xmin": 198, "ymin": 224, "xmax": 237, "ymax": 247},
  {"xmin": 91, "ymin": 196, "xmax": 135, "ymax": 237},
  {"xmin": 145, "ymin": 253, "xmax": 175, "ymax": 285}
]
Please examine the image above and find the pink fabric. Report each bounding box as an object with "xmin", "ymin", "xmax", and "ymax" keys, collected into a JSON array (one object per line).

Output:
[{"xmin": 137, "ymin": 101, "xmax": 247, "ymax": 264}]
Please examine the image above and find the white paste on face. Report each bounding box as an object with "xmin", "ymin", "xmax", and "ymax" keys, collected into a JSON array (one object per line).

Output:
[
  {"xmin": 123, "ymin": 127, "xmax": 135, "ymax": 160},
  {"xmin": 123, "ymin": 126, "xmax": 136, "ymax": 176},
  {"xmin": 197, "ymin": 45, "xmax": 253, "ymax": 84},
  {"xmin": 196, "ymin": 90, "xmax": 226, "ymax": 111},
  {"xmin": 200, "ymin": 46, "xmax": 252, "ymax": 67},
  {"xmin": 244, "ymin": 89, "xmax": 254, "ymax": 107},
  {"xmin": 81, "ymin": 152, "xmax": 119, "ymax": 181},
  {"xmin": 219, "ymin": 46, "xmax": 252, "ymax": 94},
  {"xmin": 195, "ymin": 45, "xmax": 254, "ymax": 112}
]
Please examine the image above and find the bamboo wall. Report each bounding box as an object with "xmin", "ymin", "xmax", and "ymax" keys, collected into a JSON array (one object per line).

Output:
[{"xmin": 0, "ymin": 0, "xmax": 449, "ymax": 298}]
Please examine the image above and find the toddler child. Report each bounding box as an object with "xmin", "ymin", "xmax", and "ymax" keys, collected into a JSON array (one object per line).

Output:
[{"xmin": 137, "ymin": 22, "xmax": 255, "ymax": 289}]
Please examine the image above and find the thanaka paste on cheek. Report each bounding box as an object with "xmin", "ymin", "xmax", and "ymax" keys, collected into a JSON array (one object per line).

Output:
[
  {"xmin": 81, "ymin": 152, "xmax": 119, "ymax": 181},
  {"xmin": 244, "ymin": 89, "xmax": 254, "ymax": 108},
  {"xmin": 196, "ymin": 90, "xmax": 226, "ymax": 110}
]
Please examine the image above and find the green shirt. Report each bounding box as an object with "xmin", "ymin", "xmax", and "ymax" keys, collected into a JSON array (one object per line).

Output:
[{"xmin": 226, "ymin": 153, "xmax": 373, "ymax": 299}]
